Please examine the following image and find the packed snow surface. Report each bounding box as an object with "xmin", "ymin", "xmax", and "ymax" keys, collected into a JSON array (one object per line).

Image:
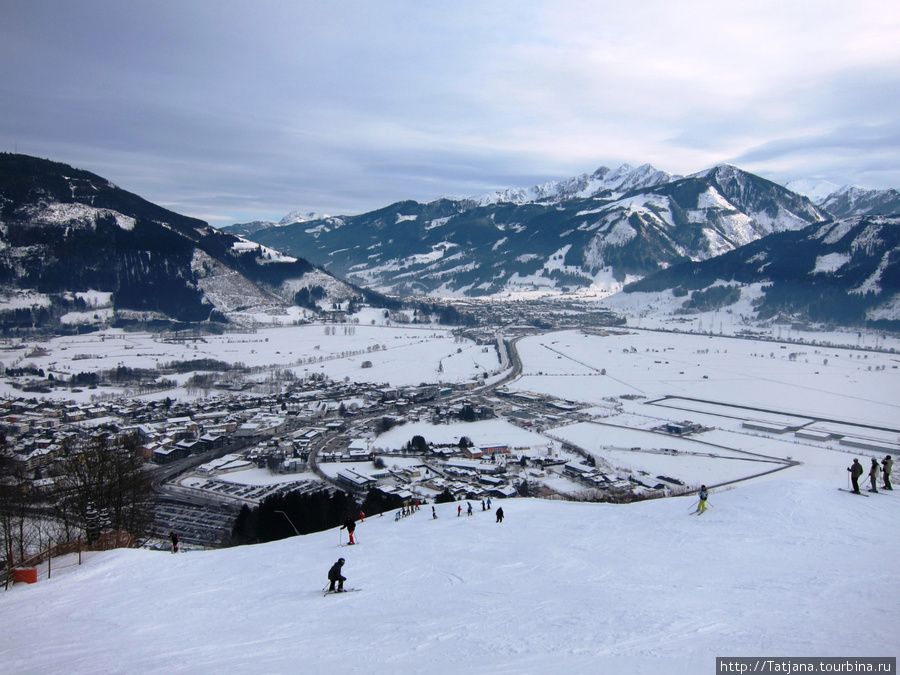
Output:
[{"xmin": 2, "ymin": 480, "xmax": 897, "ymax": 673}]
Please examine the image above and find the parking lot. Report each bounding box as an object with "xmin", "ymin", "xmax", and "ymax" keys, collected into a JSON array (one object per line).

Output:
[{"xmin": 154, "ymin": 500, "xmax": 237, "ymax": 547}]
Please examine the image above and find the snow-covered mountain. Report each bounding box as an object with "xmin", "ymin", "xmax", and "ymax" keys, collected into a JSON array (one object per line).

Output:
[
  {"xmin": 785, "ymin": 178, "xmax": 841, "ymax": 203},
  {"xmin": 625, "ymin": 213, "xmax": 900, "ymax": 327},
  {"xmin": 224, "ymin": 210, "xmax": 328, "ymax": 238},
  {"xmin": 0, "ymin": 154, "xmax": 376, "ymax": 331},
  {"xmin": 2, "ymin": 478, "xmax": 896, "ymax": 673},
  {"xmin": 235, "ymin": 163, "xmax": 827, "ymax": 298},
  {"xmin": 787, "ymin": 179, "xmax": 900, "ymax": 219},
  {"xmin": 816, "ymin": 185, "xmax": 900, "ymax": 219},
  {"xmin": 465, "ymin": 163, "xmax": 680, "ymax": 206}
]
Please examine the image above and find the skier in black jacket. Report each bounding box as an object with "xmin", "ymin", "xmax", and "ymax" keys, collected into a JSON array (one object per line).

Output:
[
  {"xmin": 328, "ymin": 558, "xmax": 346, "ymax": 592},
  {"xmin": 341, "ymin": 518, "xmax": 357, "ymax": 545}
]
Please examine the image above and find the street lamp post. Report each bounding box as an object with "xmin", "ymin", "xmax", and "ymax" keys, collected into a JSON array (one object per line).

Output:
[{"xmin": 275, "ymin": 510, "xmax": 300, "ymax": 536}]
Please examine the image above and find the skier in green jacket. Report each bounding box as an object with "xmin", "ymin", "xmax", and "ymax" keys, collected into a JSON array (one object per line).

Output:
[{"xmin": 882, "ymin": 455, "xmax": 893, "ymax": 490}]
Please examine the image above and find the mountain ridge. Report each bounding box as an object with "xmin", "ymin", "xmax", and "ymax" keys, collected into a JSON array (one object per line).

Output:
[
  {"xmin": 0, "ymin": 154, "xmax": 382, "ymax": 333},
  {"xmin": 623, "ymin": 213, "xmax": 900, "ymax": 329},
  {"xmin": 231, "ymin": 162, "xmax": 830, "ymax": 298}
]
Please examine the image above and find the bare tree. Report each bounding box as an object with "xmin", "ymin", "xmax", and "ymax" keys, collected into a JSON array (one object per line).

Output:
[
  {"xmin": 57, "ymin": 431, "xmax": 156, "ymax": 544},
  {"xmin": 0, "ymin": 453, "xmax": 35, "ymax": 566}
]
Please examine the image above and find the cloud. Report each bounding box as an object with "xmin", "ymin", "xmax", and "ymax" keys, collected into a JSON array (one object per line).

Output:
[{"xmin": 2, "ymin": 1, "xmax": 899, "ymax": 223}]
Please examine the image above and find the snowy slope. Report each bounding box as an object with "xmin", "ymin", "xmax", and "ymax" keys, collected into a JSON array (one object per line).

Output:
[{"xmin": 2, "ymin": 479, "xmax": 897, "ymax": 674}]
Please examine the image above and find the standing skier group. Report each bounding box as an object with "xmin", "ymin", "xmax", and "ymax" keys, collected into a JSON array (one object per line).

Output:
[{"xmin": 847, "ymin": 455, "xmax": 893, "ymax": 494}]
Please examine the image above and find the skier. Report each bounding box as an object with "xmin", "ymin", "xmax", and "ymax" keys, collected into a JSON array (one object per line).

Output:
[
  {"xmin": 868, "ymin": 458, "xmax": 880, "ymax": 493},
  {"xmin": 696, "ymin": 486, "xmax": 709, "ymax": 514},
  {"xmin": 432, "ymin": 506, "xmax": 437, "ymax": 519},
  {"xmin": 848, "ymin": 459, "xmax": 863, "ymax": 494},
  {"xmin": 327, "ymin": 558, "xmax": 346, "ymax": 592},
  {"xmin": 457, "ymin": 504, "xmax": 462, "ymax": 517},
  {"xmin": 467, "ymin": 502, "xmax": 473, "ymax": 516},
  {"xmin": 487, "ymin": 498, "xmax": 492, "ymax": 510},
  {"xmin": 481, "ymin": 499, "xmax": 486, "ymax": 511},
  {"xmin": 341, "ymin": 517, "xmax": 357, "ymax": 545},
  {"xmin": 169, "ymin": 531, "xmax": 179, "ymax": 554},
  {"xmin": 882, "ymin": 455, "xmax": 893, "ymax": 490},
  {"xmin": 496, "ymin": 507, "xmax": 504, "ymax": 523}
]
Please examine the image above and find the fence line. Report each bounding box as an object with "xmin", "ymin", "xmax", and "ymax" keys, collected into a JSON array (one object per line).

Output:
[{"xmin": 5, "ymin": 529, "xmax": 134, "ymax": 589}]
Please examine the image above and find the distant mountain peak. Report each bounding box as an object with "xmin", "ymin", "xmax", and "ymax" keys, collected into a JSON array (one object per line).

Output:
[
  {"xmin": 278, "ymin": 210, "xmax": 328, "ymax": 226},
  {"xmin": 785, "ymin": 178, "xmax": 841, "ymax": 202},
  {"xmin": 785, "ymin": 178, "xmax": 900, "ymax": 219},
  {"xmin": 465, "ymin": 162, "xmax": 680, "ymax": 207}
]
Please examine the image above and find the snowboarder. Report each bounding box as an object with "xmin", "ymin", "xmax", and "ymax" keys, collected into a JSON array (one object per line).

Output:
[
  {"xmin": 327, "ymin": 558, "xmax": 346, "ymax": 592},
  {"xmin": 467, "ymin": 502, "xmax": 473, "ymax": 516},
  {"xmin": 848, "ymin": 459, "xmax": 863, "ymax": 494},
  {"xmin": 432, "ymin": 506, "xmax": 437, "ymax": 519},
  {"xmin": 696, "ymin": 486, "xmax": 709, "ymax": 514},
  {"xmin": 869, "ymin": 458, "xmax": 880, "ymax": 493},
  {"xmin": 882, "ymin": 455, "xmax": 893, "ymax": 490},
  {"xmin": 342, "ymin": 518, "xmax": 357, "ymax": 545},
  {"xmin": 169, "ymin": 531, "xmax": 179, "ymax": 554},
  {"xmin": 496, "ymin": 507, "xmax": 504, "ymax": 523}
]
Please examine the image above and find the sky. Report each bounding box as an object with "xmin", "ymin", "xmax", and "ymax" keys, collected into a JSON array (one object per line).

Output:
[{"xmin": 2, "ymin": 1, "xmax": 900, "ymax": 226}]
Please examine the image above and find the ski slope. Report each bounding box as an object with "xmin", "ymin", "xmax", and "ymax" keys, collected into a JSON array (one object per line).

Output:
[{"xmin": 2, "ymin": 479, "xmax": 897, "ymax": 674}]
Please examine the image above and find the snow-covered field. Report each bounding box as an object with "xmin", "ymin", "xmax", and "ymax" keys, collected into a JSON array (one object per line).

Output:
[
  {"xmin": 0, "ymin": 316, "xmax": 501, "ymax": 404},
  {"xmin": 485, "ymin": 328, "xmax": 895, "ymax": 490},
  {"xmin": 509, "ymin": 329, "xmax": 898, "ymax": 425}
]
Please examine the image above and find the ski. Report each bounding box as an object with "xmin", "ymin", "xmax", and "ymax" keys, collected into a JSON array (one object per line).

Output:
[
  {"xmin": 838, "ymin": 488, "xmax": 869, "ymax": 497},
  {"xmin": 323, "ymin": 588, "xmax": 361, "ymax": 597}
]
